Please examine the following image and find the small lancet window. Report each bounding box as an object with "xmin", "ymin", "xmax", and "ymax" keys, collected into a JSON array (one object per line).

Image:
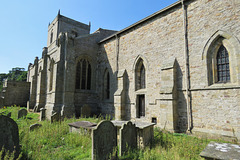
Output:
[
  {"xmin": 135, "ymin": 58, "xmax": 146, "ymax": 90},
  {"xmin": 216, "ymin": 45, "xmax": 230, "ymax": 83},
  {"xmin": 104, "ymin": 70, "xmax": 110, "ymax": 99}
]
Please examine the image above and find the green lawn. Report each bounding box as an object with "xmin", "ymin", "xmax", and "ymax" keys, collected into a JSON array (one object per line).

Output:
[{"xmin": 0, "ymin": 106, "xmax": 231, "ymax": 160}]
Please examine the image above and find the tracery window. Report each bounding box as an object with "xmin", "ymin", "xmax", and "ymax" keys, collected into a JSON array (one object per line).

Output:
[
  {"xmin": 135, "ymin": 58, "xmax": 145, "ymax": 90},
  {"xmin": 216, "ymin": 45, "xmax": 230, "ymax": 83},
  {"xmin": 76, "ymin": 59, "xmax": 91, "ymax": 90}
]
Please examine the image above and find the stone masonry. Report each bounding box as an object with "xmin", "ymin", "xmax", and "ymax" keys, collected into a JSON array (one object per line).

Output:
[
  {"xmin": 0, "ymin": 80, "xmax": 30, "ymax": 107},
  {"xmin": 28, "ymin": 0, "xmax": 240, "ymax": 140}
]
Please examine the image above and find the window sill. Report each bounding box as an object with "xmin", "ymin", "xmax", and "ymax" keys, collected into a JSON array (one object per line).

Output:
[
  {"xmin": 189, "ymin": 83, "xmax": 240, "ymax": 91},
  {"xmin": 208, "ymin": 82, "xmax": 239, "ymax": 88}
]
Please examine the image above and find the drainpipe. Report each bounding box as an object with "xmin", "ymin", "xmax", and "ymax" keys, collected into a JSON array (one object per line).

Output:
[
  {"xmin": 115, "ymin": 34, "xmax": 119, "ymax": 73},
  {"xmin": 181, "ymin": 0, "xmax": 193, "ymax": 132}
]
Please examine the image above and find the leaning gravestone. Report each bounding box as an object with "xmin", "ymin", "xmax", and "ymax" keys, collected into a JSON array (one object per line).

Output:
[
  {"xmin": 119, "ymin": 121, "xmax": 137, "ymax": 156},
  {"xmin": 40, "ymin": 108, "xmax": 46, "ymax": 121},
  {"xmin": 18, "ymin": 108, "xmax": 27, "ymax": 119},
  {"xmin": 92, "ymin": 121, "xmax": 117, "ymax": 160},
  {"xmin": 51, "ymin": 112, "xmax": 61, "ymax": 123},
  {"xmin": 0, "ymin": 115, "xmax": 20, "ymax": 158}
]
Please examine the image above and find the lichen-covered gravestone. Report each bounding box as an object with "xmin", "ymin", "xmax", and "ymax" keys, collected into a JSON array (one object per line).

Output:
[
  {"xmin": 119, "ymin": 121, "xmax": 137, "ymax": 156},
  {"xmin": 18, "ymin": 108, "xmax": 27, "ymax": 119},
  {"xmin": 0, "ymin": 115, "xmax": 20, "ymax": 158},
  {"xmin": 92, "ymin": 121, "xmax": 117, "ymax": 160}
]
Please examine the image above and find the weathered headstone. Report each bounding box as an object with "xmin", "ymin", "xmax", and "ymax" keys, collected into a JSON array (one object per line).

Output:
[
  {"xmin": 0, "ymin": 115, "xmax": 20, "ymax": 158},
  {"xmin": 17, "ymin": 108, "xmax": 27, "ymax": 119},
  {"xmin": 81, "ymin": 104, "xmax": 91, "ymax": 117},
  {"xmin": 29, "ymin": 123, "xmax": 42, "ymax": 132},
  {"xmin": 40, "ymin": 108, "xmax": 46, "ymax": 121},
  {"xmin": 200, "ymin": 142, "xmax": 240, "ymax": 160},
  {"xmin": 51, "ymin": 112, "xmax": 61, "ymax": 123},
  {"xmin": 92, "ymin": 121, "xmax": 117, "ymax": 160},
  {"xmin": 119, "ymin": 121, "xmax": 137, "ymax": 156}
]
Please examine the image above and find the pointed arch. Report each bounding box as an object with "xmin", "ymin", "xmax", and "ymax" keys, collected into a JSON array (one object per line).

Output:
[
  {"xmin": 135, "ymin": 57, "xmax": 146, "ymax": 90},
  {"xmin": 202, "ymin": 30, "xmax": 240, "ymax": 85}
]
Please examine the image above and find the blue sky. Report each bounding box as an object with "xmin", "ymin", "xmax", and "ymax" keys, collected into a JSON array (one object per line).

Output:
[{"xmin": 0, "ymin": 0, "xmax": 178, "ymax": 73}]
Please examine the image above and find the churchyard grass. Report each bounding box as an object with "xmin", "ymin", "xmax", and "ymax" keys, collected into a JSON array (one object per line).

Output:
[{"xmin": 0, "ymin": 106, "xmax": 231, "ymax": 160}]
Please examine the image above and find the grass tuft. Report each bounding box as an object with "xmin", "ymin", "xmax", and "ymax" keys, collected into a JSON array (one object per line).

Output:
[{"xmin": 0, "ymin": 106, "xmax": 232, "ymax": 160}]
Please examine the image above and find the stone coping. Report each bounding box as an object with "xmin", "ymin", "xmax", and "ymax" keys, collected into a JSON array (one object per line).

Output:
[
  {"xmin": 200, "ymin": 141, "xmax": 240, "ymax": 160},
  {"xmin": 111, "ymin": 120, "xmax": 155, "ymax": 129},
  {"xmin": 68, "ymin": 121, "xmax": 97, "ymax": 129}
]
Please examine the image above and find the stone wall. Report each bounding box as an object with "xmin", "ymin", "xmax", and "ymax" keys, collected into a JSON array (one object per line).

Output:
[
  {"xmin": 27, "ymin": 0, "xmax": 240, "ymax": 140},
  {"xmin": 99, "ymin": 3, "xmax": 185, "ymax": 131},
  {"xmin": 99, "ymin": 0, "xmax": 240, "ymax": 138},
  {"xmin": 1, "ymin": 80, "xmax": 30, "ymax": 107}
]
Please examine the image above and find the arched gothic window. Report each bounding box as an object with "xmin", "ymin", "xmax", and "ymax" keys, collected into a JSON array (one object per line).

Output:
[
  {"xmin": 217, "ymin": 45, "xmax": 230, "ymax": 83},
  {"xmin": 135, "ymin": 58, "xmax": 146, "ymax": 90},
  {"xmin": 76, "ymin": 59, "xmax": 91, "ymax": 90},
  {"xmin": 104, "ymin": 70, "xmax": 110, "ymax": 99}
]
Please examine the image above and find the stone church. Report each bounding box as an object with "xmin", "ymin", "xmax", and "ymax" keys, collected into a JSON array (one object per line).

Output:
[{"xmin": 27, "ymin": 0, "xmax": 240, "ymax": 140}]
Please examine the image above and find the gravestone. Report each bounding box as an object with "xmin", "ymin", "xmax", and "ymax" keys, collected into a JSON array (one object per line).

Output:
[
  {"xmin": 0, "ymin": 115, "xmax": 20, "ymax": 158},
  {"xmin": 81, "ymin": 104, "xmax": 91, "ymax": 117},
  {"xmin": 51, "ymin": 112, "xmax": 61, "ymax": 123},
  {"xmin": 40, "ymin": 108, "xmax": 46, "ymax": 121},
  {"xmin": 18, "ymin": 108, "xmax": 27, "ymax": 119},
  {"xmin": 29, "ymin": 123, "xmax": 42, "ymax": 132},
  {"xmin": 119, "ymin": 121, "xmax": 137, "ymax": 156},
  {"xmin": 92, "ymin": 121, "xmax": 117, "ymax": 160},
  {"xmin": 200, "ymin": 142, "xmax": 240, "ymax": 160}
]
